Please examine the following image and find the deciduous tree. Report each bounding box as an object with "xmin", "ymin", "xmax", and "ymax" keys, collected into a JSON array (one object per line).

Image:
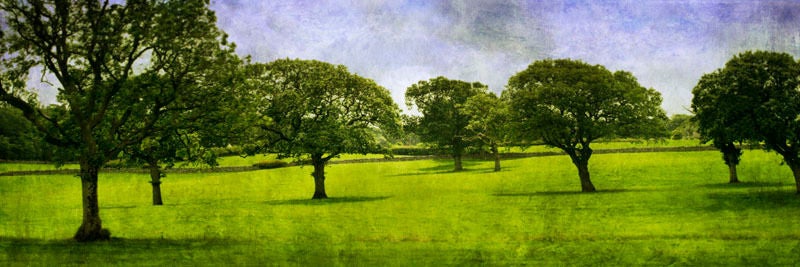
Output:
[
  {"xmin": 405, "ymin": 77, "xmax": 487, "ymax": 171},
  {"xmin": 461, "ymin": 92, "xmax": 511, "ymax": 172},
  {"xmin": 243, "ymin": 59, "xmax": 400, "ymax": 199},
  {"xmin": 691, "ymin": 70, "xmax": 752, "ymax": 183},
  {"xmin": 506, "ymin": 59, "xmax": 667, "ymax": 192},
  {"xmin": 0, "ymin": 0, "xmax": 235, "ymax": 240}
]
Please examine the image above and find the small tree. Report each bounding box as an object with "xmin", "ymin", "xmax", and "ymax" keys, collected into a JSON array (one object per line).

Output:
[
  {"xmin": 666, "ymin": 114, "xmax": 699, "ymax": 140},
  {"xmin": 691, "ymin": 70, "xmax": 752, "ymax": 183},
  {"xmin": 243, "ymin": 59, "xmax": 400, "ymax": 199},
  {"xmin": 461, "ymin": 92, "xmax": 511, "ymax": 172},
  {"xmin": 506, "ymin": 59, "xmax": 667, "ymax": 192},
  {"xmin": 405, "ymin": 77, "xmax": 487, "ymax": 171}
]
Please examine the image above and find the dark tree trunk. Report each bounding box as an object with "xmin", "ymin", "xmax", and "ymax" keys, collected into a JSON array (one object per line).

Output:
[
  {"xmin": 74, "ymin": 160, "xmax": 110, "ymax": 242},
  {"xmin": 789, "ymin": 161, "xmax": 800, "ymax": 195},
  {"xmin": 491, "ymin": 143, "xmax": 500, "ymax": 172},
  {"xmin": 311, "ymin": 155, "xmax": 328, "ymax": 199},
  {"xmin": 148, "ymin": 161, "xmax": 163, "ymax": 206},
  {"xmin": 727, "ymin": 163, "xmax": 740, "ymax": 184},
  {"xmin": 576, "ymin": 161, "xmax": 596, "ymax": 192},
  {"xmin": 721, "ymin": 143, "xmax": 741, "ymax": 183},
  {"xmin": 453, "ymin": 137, "xmax": 464, "ymax": 172},
  {"xmin": 568, "ymin": 147, "xmax": 596, "ymax": 193},
  {"xmin": 453, "ymin": 153, "xmax": 463, "ymax": 172}
]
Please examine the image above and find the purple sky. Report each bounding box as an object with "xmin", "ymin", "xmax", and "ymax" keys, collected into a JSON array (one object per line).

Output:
[
  {"xmin": 29, "ymin": 1, "xmax": 798, "ymax": 115},
  {"xmin": 208, "ymin": 0, "xmax": 800, "ymax": 115}
]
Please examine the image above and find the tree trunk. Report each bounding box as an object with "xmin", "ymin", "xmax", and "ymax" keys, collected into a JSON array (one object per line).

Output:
[
  {"xmin": 568, "ymin": 147, "xmax": 596, "ymax": 193},
  {"xmin": 74, "ymin": 161, "xmax": 110, "ymax": 242},
  {"xmin": 454, "ymin": 153, "xmax": 463, "ymax": 172},
  {"xmin": 576, "ymin": 161, "xmax": 596, "ymax": 192},
  {"xmin": 311, "ymin": 156, "xmax": 327, "ymax": 199},
  {"xmin": 148, "ymin": 162, "xmax": 163, "ymax": 206},
  {"xmin": 453, "ymin": 136, "xmax": 464, "ymax": 172},
  {"xmin": 727, "ymin": 163, "xmax": 740, "ymax": 184},
  {"xmin": 789, "ymin": 161, "xmax": 800, "ymax": 195},
  {"xmin": 721, "ymin": 143, "xmax": 741, "ymax": 183},
  {"xmin": 491, "ymin": 143, "xmax": 500, "ymax": 172}
]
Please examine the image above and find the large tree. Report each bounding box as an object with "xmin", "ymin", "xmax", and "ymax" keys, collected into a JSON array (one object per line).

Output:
[
  {"xmin": 117, "ymin": 10, "xmax": 242, "ymax": 206},
  {"xmin": 243, "ymin": 59, "xmax": 400, "ymax": 199},
  {"xmin": 405, "ymin": 77, "xmax": 487, "ymax": 171},
  {"xmin": 698, "ymin": 51, "xmax": 800, "ymax": 193},
  {"xmin": 461, "ymin": 92, "xmax": 511, "ymax": 172},
  {"xmin": 0, "ymin": 0, "xmax": 234, "ymax": 241},
  {"xmin": 506, "ymin": 59, "xmax": 667, "ymax": 192},
  {"xmin": 691, "ymin": 70, "xmax": 752, "ymax": 183}
]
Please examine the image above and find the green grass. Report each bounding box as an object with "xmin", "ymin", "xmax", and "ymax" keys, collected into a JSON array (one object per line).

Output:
[
  {"xmin": 2, "ymin": 149, "xmax": 800, "ymax": 265},
  {"xmin": 0, "ymin": 163, "xmax": 79, "ymax": 172}
]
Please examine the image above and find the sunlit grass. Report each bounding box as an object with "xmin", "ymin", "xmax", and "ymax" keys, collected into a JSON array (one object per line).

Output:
[{"xmin": 1, "ymin": 149, "xmax": 799, "ymax": 265}]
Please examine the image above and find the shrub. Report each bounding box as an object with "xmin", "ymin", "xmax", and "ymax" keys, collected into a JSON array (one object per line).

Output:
[
  {"xmin": 252, "ymin": 160, "xmax": 288, "ymax": 169},
  {"xmin": 390, "ymin": 147, "xmax": 436, "ymax": 156}
]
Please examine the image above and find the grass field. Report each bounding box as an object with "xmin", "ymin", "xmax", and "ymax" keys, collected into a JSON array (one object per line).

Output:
[{"xmin": 2, "ymin": 149, "xmax": 800, "ymax": 265}]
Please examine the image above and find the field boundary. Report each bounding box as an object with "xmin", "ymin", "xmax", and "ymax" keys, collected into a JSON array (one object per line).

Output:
[{"xmin": 0, "ymin": 145, "xmax": 716, "ymax": 176}]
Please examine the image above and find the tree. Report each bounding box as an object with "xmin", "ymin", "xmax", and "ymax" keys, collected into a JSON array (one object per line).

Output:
[
  {"xmin": 0, "ymin": 0, "xmax": 234, "ymax": 241},
  {"xmin": 461, "ymin": 92, "xmax": 511, "ymax": 172},
  {"xmin": 666, "ymin": 114, "xmax": 699, "ymax": 140},
  {"xmin": 116, "ymin": 7, "xmax": 242, "ymax": 206},
  {"xmin": 506, "ymin": 59, "xmax": 667, "ymax": 192},
  {"xmin": 697, "ymin": 51, "xmax": 800, "ymax": 193},
  {"xmin": 243, "ymin": 59, "xmax": 400, "ymax": 199},
  {"xmin": 405, "ymin": 77, "xmax": 487, "ymax": 171},
  {"xmin": 0, "ymin": 103, "xmax": 53, "ymax": 161},
  {"xmin": 691, "ymin": 70, "xmax": 752, "ymax": 183}
]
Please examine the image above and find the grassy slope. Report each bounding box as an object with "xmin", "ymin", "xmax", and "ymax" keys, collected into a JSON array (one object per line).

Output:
[{"xmin": 1, "ymin": 149, "xmax": 800, "ymax": 265}]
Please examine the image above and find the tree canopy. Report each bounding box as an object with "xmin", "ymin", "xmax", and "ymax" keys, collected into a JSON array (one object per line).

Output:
[
  {"xmin": 506, "ymin": 59, "xmax": 667, "ymax": 192},
  {"xmin": 243, "ymin": 59, "xmax": 400, "ymax": 199},
  {"xmin": 405, "ymin": 77, "xmax": 487, "ymax": 171}
]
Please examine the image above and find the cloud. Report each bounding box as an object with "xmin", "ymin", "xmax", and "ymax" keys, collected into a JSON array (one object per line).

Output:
[
  {"xmin": 208, "ymin": 0, "xmax": 800, "ymax": 115},
  {"xmin": 211, "ymin": 0, "xmax": 554, "ymax": 111}
]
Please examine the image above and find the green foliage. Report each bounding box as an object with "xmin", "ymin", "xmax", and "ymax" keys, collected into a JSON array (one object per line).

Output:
[
  {"xmin": 252, "ymin": 159, "xmax": 289, "ymax": 169},
  {"xmin": 1, "ymin": 150, "xmax": 799, "ymax": 265},
  {"xmin": 405, "ymin": 77, "xmax": 488, "ymax": 171},
  {"xmin": 506, "ymin": 59, "xmax": 667, "ymax": 148},
  {"xmin": 462, "ymin": 92, "xmax": 512, "ymax": 148},
  {"xmin": 0, "ymin": 104, "xmax": 53, "ymax": 160},
  {"xmin": 390, "ymin": 146, "xmax": 436, "ymax": 156},
  {"xmin": 666, "ymin": 114, "xmax": 699, "ymax": 140},
  {"xmin": 242, "ymin": 59, "xmax": 401, "ymax": 162}
]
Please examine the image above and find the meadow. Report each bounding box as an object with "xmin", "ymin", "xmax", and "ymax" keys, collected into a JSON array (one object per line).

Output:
[{"xmin": 1, "ymin": 148, "xmax": 800, "ymax": 265}]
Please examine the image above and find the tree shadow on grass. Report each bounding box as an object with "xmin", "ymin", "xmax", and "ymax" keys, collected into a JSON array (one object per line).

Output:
[
  {"xmin": 266, "ymin": 196, "xmax": 392, "ymax": 206},
  {"xmin": 390, "ymin": 160, "xmax": 512, "ymax": 177},
  {"xmin": 493, "ymin": 188, "xmax": 656, "ymax": 197},
  {"xmin": 0, "ymin": 236, "xmax": 241, "ymax": 249},
  {"xmin": 101, "ymin": 205, "xmax": 137, "ymax": 210},
  {"xmin": 417, "ymin": 160, "xmax": 482, "ymax": 172},
  {"xmin": 0, "ymin": 237, "xmax": 244, "ymax": 264},
  {"xmin": 705, "ymin": 190, "xmax": 800, "ymax": 211},
  {"xmin": 700, "ymin": 181, "xmax": 790, "ymax": 189}
]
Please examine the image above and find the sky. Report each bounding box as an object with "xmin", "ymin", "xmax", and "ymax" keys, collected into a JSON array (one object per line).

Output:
[
  {"xmin": 205, "ymin": 0, "xmax": 800, "ymax": 116},
  {"xmin": 25, "ymin": 1, "xmax": 798, "ymax": 115}
]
